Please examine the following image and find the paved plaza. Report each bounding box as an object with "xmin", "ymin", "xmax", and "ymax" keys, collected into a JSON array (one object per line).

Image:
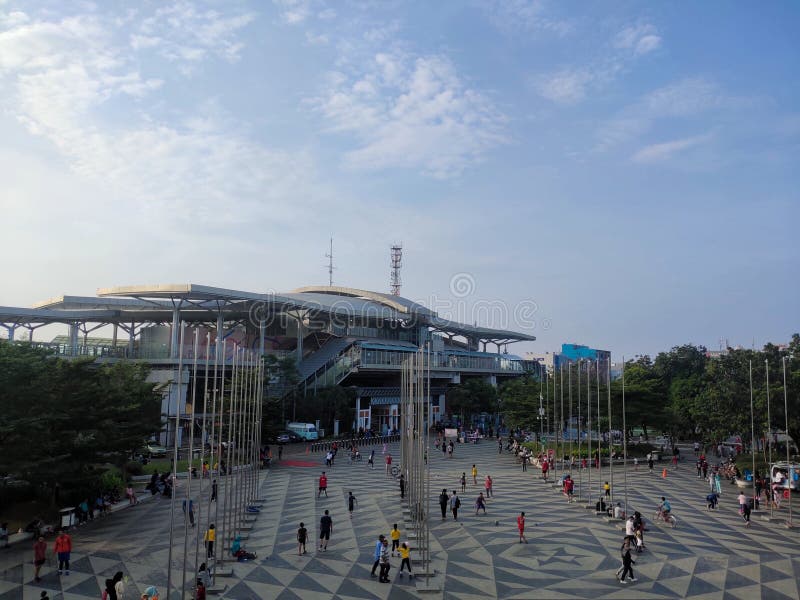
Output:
[{"xmin": 1, "ymin": 441, "xmax": 799, "ymax": 599}]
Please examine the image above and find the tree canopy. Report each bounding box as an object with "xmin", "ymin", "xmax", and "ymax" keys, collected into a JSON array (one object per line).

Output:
[{"xmin": 0, "ymin": 341, "xmax": 163, "ymax": 493}]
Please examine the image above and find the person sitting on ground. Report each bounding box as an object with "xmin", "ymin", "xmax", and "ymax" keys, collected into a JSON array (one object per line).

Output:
[{"xmin": 230, "ymin": 535, "xmax": 257, "ymax": 561}]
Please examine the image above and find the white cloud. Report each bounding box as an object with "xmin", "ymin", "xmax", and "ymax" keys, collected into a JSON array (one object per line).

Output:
[
  {"xmin": 481, "ymin": 0, "xmax": 572, "ymax": 37},
  {"xmin": 534, "ymin": 68, "xmax": 592, "ymax": 105},
  {"xmin": 310, "ymin": 52, "xmax": 508, "ymax": 178},
  {"xmin": 305, "ymin": 31, "xmax": 329, "ymax": 45},
  {"xmin": 596, "ymin": 78, "xmax": 725, "ymax": 151},
  {"xmin": 273, "ymin": 0, "xmax": 314, "ymax": 24},
  {"xmin": 137, "ymin": 1, "xmax": 255, "ymax": 66},
  {"xmin": 631, "ymin": 134, "xmax": 712, "ymax": 163},
  {"xmin": 614, "ymin": 24, "xmax": 661, "ymax": 56},
  {"xmin": 534, "ymin": 23, "xmax": 661, "ymax": 105},
  {"xmin": 0, "ymin": 5, "xmax": 320, "ymax": 236}
]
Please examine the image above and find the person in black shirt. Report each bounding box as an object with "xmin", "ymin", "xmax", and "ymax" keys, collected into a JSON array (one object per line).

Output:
[
  {"xmin": 297, "ymin": 522, "xmax": 307, "ymax": 555},
  {"xmin": 319, "ymin": 510, "xmax": 333, "ymax": 551}
]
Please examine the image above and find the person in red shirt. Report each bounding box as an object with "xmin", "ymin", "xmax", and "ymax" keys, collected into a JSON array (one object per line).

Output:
[
  {"xmin": 53, "ymin": 530, "xmax": 72, "ymax": 575},
  {"xmin": 33, "ymin": 536, "xmax": 47, "ymax": 582},
  {"xmin": 517, "ymin": 512, "xmax": 528, "ymax": 544},
  {"xmin": 318, "ymin": 472, "xmax": 328, "ymax": 498},
  {"xmin": 385, "ymin": 454, "xmax": 392, "ymax": 477},
  {"xmin": 541, "ymin": 459, "xmax": 549, "ymax": 481}
]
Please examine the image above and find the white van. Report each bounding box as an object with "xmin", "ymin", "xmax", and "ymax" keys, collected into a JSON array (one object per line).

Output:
[{"xmin": 287, "ymin": 422, "xmax": 319, "ymax": 440}]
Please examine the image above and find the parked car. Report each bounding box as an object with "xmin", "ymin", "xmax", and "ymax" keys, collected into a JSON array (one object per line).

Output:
[
  {"xmin": 274, "ymin": 432, "xmax": 291, "ymax": 444},
  {"xmin": 138, "ymin": 443, "xmax": 168, "ymax": 458},
  {"xmin": 281, "ymin": 430, "xmax": 303, "ymax": 443}
]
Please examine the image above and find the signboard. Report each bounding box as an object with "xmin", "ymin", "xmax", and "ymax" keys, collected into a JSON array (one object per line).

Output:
[{"xmin": 444, "ymin": 428, "xmax": 458, "ymax": 439}]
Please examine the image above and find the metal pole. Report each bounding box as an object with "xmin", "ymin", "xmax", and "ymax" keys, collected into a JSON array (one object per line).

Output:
[
  {"xmin": 587, "ymin": 360, "xmax": 592, "ymax": 505},
  {"xmin": 194, "ymin": 332, "xmax": 211, "ymax": 580},
  {"xmin": 180, "ymin": 328, "xmax": 200, "ymax": 599},
  {"xmin": 167, "ymin": 324, "xmax": 185, "ymax": 599},
  {"xmin": 766, "ymin": 359, "xmax": 773, "ymax": 519},
  {"xmin": 782, "ymin": 357, "xmax": 793, "ymax": 528},
  {"xmin": 607, "ymin": 357, "xmax": 614, "ymax": 507},
  {"xmin": 577, "ymin": 360, "xmax": 582, "ymax": 501},
  {"xmin": 749, "ymin": 360, "xmax": 756, "ymax": 511},
  {"xmin": 559, "ymin": 363, "xmax": 564, "ymax": 483},
  {"xmin": 568, "ymin": 363, "xmax": 573, "ymax": 473},
  {"xmin": 211, "ymin": 340, "xmax": 226, "ymax": 575},
  {"xmin": 597, "ymin": 358, "xmax": 602, "ymax": 488},
  {"xmin": 621, "ymin": 357, "xmax": 628, "ymax": 517}
]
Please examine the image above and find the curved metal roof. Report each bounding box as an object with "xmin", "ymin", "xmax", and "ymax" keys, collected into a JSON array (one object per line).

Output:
[{"xmin": 292, "ymin": 286, "xmax": 435, "ymax": 316}]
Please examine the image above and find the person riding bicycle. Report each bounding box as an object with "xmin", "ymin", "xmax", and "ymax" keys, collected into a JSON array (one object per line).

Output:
[{"xmin": 658, "ymin": 497, "xmax": 671, "ymax": 519}]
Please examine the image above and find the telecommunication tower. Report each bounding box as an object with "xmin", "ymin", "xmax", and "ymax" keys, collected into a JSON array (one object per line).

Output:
[
  {"xmin": 390, "ymin": 243, "xmax": 403, "ymax": 296},
  {"xmin": 325, "ymin": 238, "xmax": 335, "ymax": 286}
]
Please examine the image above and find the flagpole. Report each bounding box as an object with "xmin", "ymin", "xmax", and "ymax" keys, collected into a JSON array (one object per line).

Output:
[
  {"xmin": 577, "ymin": 359, "xmax": 582, "ymax": 502},
  {"xmin": 622, "ymin": 357, "xmax": 628, "ymax": 517},
  {"xmin": 587, "ymin": 360, "xmax": 592, "ymax": 506},
  {"xmin": 749, "ymin": 360, "xmax": 756, "ymax": 509},
  {"xmin": 766, "ymin": 359, "xmax": 773, "ymax": 520},
  {"xmin": 782, "ymin": 357, "xmax": 794, "ymax": 528}
]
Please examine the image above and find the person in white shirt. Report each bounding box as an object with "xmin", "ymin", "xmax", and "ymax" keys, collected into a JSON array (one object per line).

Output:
[
  {"xmin": 614, "ymin": 503, "xmax": 625, "ymax": 519},
  {"xmin": 625, "ymin": 516, "xmax": 635, "ymax": 536}
]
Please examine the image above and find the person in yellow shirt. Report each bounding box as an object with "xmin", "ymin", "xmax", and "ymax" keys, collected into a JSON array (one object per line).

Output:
[
  {"xmin": 204, "ymin": 524, "xmax": 216, "ymax": 558},
  {"xmin": 603, "ymin": 481, "xmax": 611, "ymax": 498},
  {"xmin": 472, "ymin": 464, "xmax": 478, "ymax": 485},
  {"xmin": 398, "ymin": 542, "xmax": 413, "ymax": 577},
  {"xmin": 390, "ymin": 524, "xmax": 401, "ymax": 556}
]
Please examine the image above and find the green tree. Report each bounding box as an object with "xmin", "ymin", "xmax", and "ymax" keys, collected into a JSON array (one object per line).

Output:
[
  {"xmin": 0, "ymin": 341, "xmax": 162, "ymax": 498},
  {"xmin": 446, "ymin": 378, "xmax": 498, "ymax": 424},
  {"xmin": 498, "ymin": 377, "xmax": 539, "ymax": 430}
]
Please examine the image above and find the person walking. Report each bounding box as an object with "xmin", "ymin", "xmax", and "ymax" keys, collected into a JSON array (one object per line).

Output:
[
  {"xmin": 439, "ymin": 488, "xmax": 449, "ymax": 520},
  {"xmin": 319, "ymin": 510, "xmax": 333, "ymax": 551},
  {"xmin": 475, "ymin": 492, "xmax": 487, "ymax": 515},
  {"xmin": 450, "ymin": 491, "xmax": 461, "ymax": 520},
  {"xmin": 390, "ymin": 524, "xmax": 401, "ymax": 556},
  {"xmin": 347, "ymin": 491, "xmax": 358, "ymax": 518},
  {"xmin": 399, "ymin": 474, "xmax": 405, "ymax": 500},
  {"xmin": 541, "ymin": 458, "xmax": 549, "ymax": 481},
  {"xmin": 447, "ymin": 441, "xmax": 454, "ymax": 459},
  {"xmin": 472, "ymin": 464, "xmax": 478, "ymax": 485},
  {"xmin": 498, "ymin": 438, "xmax": 503, "ymax": 454},
  {"xmin": 210, "ymin": 479, "xmax": 217, "ymax": 503},
  {"xmin": 647, "ymin": 455, "xmax": 654, "ymax": 474},
  {"xmin": 385, "ymin": 454, "xmax": 393, "ymax": 477},
  {"xmin": 33, "ymin": 536, "xmax": 47, "ymax": 582},
  {"xmin": 604, "ymin": 481, "xmax": 611, "ymax": 498},
  {"xmin": 105, "ymin": 571, "xmax": 124, "ymax": 600},
  {"xmin": 370, "ymin": 534, "xmax": 385, "ymax": 577},
  {"xmin": 318, "ymin": 472, "xmax": 328, "ymax": 498},
  {"xmin": 53, "ymin": 529, "xmax": 72, "ymax": 575},
  {"xmin": 204, "ymin": 524, "xmax": 215, "ymax": 559},
  {"xmin": 742, "ymin": 500, "xmax": 752, "ymax": 528},
  {"xmin": 618, "ymin": 537, "xmax": 637, "ymax": 583},
  {"xmin": 368, "ymin": 449, "xmax": 375, "ymax": 469},
  {"xmin": 398, "ymin": 542, "xmax": 413, "ymax": 577},
  {"xmin": 485, "ymin": 475, "xmax": 493, "ymax": 498},
  {"xmin": 378, "ymin": 538, "xmax": 391, "ymax": 583},
  {"xmin": 517, "ymin": 512, "xmax": 528, "ymax": 544},
  {"xmin": 521, "ymin": 450, "xmax": 528, "ymax": 472},
  {"xmin": 460, "ymin": 472, "xmax": 467, "ymax": 493},
  {"xmin": 182, "ymin": 498, "xmax": 195, "ymax": 527},
  {"xmin": 297, "ymin": 522, "xmax": 307, "ymax": 555}
]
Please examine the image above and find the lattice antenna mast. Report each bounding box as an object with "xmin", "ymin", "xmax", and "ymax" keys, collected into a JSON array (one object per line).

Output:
[
  {"xmin": 390, "ymin": 243, "xmax": 403, "ymax": 296},
  {"xmin": 325, "ymin": 238, "xmax": 336, "ymax": 286}
]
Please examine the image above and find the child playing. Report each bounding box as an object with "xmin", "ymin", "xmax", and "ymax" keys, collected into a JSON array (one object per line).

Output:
[
  {"xmin": 390, "ymin": 524, "xmax": 401, "ymax": 556},
  {"xmin": 399, "ymin": 542, "xmax": 413, "ymax": 577},
  {"xmin": 297, "ymin": 522, "xmax": 307, "ymax": 555}
]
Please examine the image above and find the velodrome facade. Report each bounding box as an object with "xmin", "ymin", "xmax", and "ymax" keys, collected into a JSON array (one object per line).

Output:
[{"xmin": 0, "ymin": 284, "xmax": 535, "ymax": 438}]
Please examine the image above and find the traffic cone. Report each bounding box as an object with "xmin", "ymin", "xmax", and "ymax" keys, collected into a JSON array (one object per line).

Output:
[{"xmin": 662, "ymin": 468, "xmax": 668, "ymax": 478}]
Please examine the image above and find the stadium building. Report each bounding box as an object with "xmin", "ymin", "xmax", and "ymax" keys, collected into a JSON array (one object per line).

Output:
[{"xmin": 1, "ymin": 284, "xmax": 535, "ymax": 438}]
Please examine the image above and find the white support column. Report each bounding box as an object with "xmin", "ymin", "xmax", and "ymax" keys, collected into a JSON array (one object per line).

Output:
[
  {"xmin": 171, "ymin": 307, "xmax": 180, "ymax": 359},
  {"xmin": 128, "ymin": 321, "xmax": 135, "ymax": 355},
  {"xmin": 112, "ymin": 323, "xmax": 118, "ymax": 348}
]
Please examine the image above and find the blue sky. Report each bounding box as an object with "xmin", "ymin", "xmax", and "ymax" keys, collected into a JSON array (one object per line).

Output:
[{"xmin": 0, "ymin": 0, "xmax": 798, "ymax": 358}]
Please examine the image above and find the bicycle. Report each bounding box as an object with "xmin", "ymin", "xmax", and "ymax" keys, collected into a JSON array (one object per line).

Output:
[{"xmin": 652, "ymin": 508, "xmax": 677, "ymax": 528}]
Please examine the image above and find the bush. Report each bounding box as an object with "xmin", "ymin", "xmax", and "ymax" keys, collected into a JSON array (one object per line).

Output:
[
  {"xmin": 124, "ymin": 461, "xmax": 144, "ymax": 477},
  {"xmin": 99, "ymin": 470, "xmax": 125, "ymax": 494}
]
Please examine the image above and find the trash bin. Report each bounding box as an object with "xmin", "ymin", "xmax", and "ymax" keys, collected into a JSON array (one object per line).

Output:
[{"xmin": 59, "ymin": 507, "xmax": 76, "ymax": 530}]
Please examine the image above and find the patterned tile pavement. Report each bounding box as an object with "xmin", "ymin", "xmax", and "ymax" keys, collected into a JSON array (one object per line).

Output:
[{"xmin": 1, "ymin": 441, "xmax": 799, "ymax": 599}]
